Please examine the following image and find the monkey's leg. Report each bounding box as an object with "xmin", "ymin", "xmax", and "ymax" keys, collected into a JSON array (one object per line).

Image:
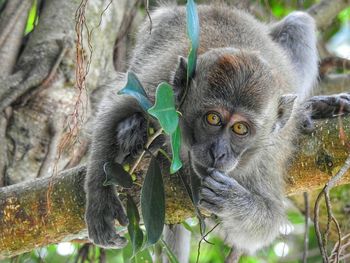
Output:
[
  {"xmin": 299, "ymin": 93, "xmax": 350, "ymax": 133},
  {"xmin": 306, "ymin": 93, "xmax": 350, "ymax": 119},
  {"xmin": 85, "ymin": 97, "xmax": 147, "ymax": 248}
]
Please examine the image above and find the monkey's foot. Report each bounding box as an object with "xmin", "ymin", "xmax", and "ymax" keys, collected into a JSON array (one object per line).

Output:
[
  {"xmin": 85, "ymin": 194, "xmax": 128, "ymax": 248},
  {"xmin": 299, "ymin": 93, "xmax": 350, "ymax": 134},
  {"xmin": 306, "ymin": 93, "xmax": 350, "ymax": 119}
]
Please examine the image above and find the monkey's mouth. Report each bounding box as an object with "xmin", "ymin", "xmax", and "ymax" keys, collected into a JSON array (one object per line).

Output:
[{"xmin": 191, "ymin": 156, "xmax": 237, "ymax": 176}]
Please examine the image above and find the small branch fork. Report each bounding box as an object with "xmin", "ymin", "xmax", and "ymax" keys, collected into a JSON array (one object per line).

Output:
[
  {"xmin": 314, "ymin": 153, "xmax": 350, "ymax": 262},
  {"xmin": 129, "ymin": 128, "xmax": 164, "ymax": 175}
]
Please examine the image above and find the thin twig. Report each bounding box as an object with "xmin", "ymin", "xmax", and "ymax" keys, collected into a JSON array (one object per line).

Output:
[
  {"xmin": 129, "ymin": 128, "xmax": 163, "ymax": 175},
  {"xmin": 196, "ymin": 223, "xmax": 220, "ymax": 263},
  {"xmin": 303, "ymin": 192, "xmax": 309, "ymax": 263},
  {"xmin": 314, "ymin": 155, "xmax": 350, "ymax": 262},
  {"xmin": 145, "ymin": 0, "xmax": 152, "ymax": 34},
  {"xmin": 314, "ymin": 187, "xmax": 329, "ymax": 262}
]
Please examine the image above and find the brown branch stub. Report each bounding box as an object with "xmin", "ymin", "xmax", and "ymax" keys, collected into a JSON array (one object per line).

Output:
[{"xmin": 320, "ymin": 57, "xmax": 350, "ymax": 78}]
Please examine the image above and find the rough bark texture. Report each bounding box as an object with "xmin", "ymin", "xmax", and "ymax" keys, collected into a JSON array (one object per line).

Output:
[{"xmin": 0, "ymin": 116, "xmax": 349, "ymax": 258}]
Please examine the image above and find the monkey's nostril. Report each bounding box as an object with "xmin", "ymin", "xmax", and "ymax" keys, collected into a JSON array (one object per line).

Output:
[{"xmin": 217, "ymin": 152, "xmax": 226, "ymax": 161}]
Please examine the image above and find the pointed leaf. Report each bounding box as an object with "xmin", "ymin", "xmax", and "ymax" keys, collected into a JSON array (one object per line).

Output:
[
  {"xmin": 103, "ymin": 162, "xmax": 133, "ymax": 188},
  {"xmin": 170, "ymin": 125, "xmax": 182, "ymax": 174},
  {"xmin": 118, "ymin": 71, "xmax": 152, "ymax": 111},
  {"xmin": 147, "ymin": 82, "xmax": 179, "ymax": 135},
  {"xmin": 186, "ymin": 0, "xmax": 200, "ymax": 79},
  {"xmin": 141, "ymin": 157, "xmax": 165, "ymax": 245},
  {"xmin": 127, "ymin": 195, "xmax": 144, "ymax": 255}
]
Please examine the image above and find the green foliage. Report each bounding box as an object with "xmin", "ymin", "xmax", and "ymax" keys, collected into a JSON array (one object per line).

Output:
[
  {"xmin": 103, "ymin": 162, "xmax": 133, "ymax": 188},
  {"xmin": 170, "ymin": 125, "xmax": 182, "ymax": 174},
  {"xmin": 126, "ymin": 196, "xmax": 144, "ymax": 255},
  {"xmin": 141, "ymin": 157, "xmax": 165, "ymax": 245},
  {"xmin": 148, "ymin": 82, "xmax": 179, "ymax": 135},
  {"xmin": 287, "ymin": 210, "xmax": 305, "ymax": 225},
  {"xmin": 25, "ymin": 0, "xmax": 38, "ymax": 35},
  {"xmin": 186, "ymin": 0, "xmax": 200, "ymax": 80},
  {"xmin": 338, "ymin": 7, "xmax": 350, "ymax": 23},
  {"xmin": 118, "ymin": 71, "xmax": 152, "ymax": 111}
]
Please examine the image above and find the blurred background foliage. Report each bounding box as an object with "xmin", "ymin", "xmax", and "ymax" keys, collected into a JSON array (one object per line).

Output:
[{"xmin": 0, "ymin": 0, "xmax": 349, "ymax": 262}]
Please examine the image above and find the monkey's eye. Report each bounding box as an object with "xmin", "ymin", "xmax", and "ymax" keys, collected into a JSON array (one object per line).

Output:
[
  {"xmin": 205, "ymin": 112, "xmax": 222, "ymax": 126},
  {"xmin": 232, "ymin": 122, "xmax": 249, "ymax": 136}
]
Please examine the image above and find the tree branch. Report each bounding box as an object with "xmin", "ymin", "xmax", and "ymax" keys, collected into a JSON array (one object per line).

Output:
[
  {"xmin": 308, "ymin": 0, "xmax": 350, "ymax": 31},
  {"xmin": 318, "ymin": 74, "xmax": 350, "ymax": 95},
  {"xmin": 0, "ymin": 116, "xmax": 350, "ymax": 258},
  {"xmin": 0, "ymin": 0, "xmax": 78, "ymax": 112}
]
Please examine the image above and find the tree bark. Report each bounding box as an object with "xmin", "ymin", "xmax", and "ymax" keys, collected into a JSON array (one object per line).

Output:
[
  {"xmin": 0, "ymin": 116, "xmax": 350, "ymax": 258},
  {"xmin": 308, "ymin": 0, "xmax": 350, "ymax": 31}
]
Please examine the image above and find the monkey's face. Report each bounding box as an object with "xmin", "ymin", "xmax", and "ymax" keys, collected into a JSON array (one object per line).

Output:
[
  {"xmin": 183, "ymin": 106, "xmax": 262, "ymax": 173},
  {"xmin": 174, "ymin": 49, "xmax": 284, "ymax": 174}
]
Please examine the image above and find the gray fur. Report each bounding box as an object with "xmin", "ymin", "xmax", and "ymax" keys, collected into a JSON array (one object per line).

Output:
[{"xmin": 85, "ymin": 4, "xmax": 320, "ymax": 253}]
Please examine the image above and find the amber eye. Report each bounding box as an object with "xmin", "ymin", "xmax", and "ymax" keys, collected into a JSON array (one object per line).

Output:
[
  {"xmin": 206, "ymin": 112, "xmax": 222, "ymax": 126},
  {"xmin": 232, "ymin": 122, "xmax": 249, "ymax": 135}
]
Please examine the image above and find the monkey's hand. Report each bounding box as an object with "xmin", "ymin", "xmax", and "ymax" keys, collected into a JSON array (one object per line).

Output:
[
  {"xmin": 198, "ymin": 169, "xmax": 285, "ymax": 253},
  {"xmin": 85, "ymin": 190, "xmax": 128, "ymax": 248},
  {"xmin": 198, "ymin": 169, "xmax": 250, "ymax": 216}
]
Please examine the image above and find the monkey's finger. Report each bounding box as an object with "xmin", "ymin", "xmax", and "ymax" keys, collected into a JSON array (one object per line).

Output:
[
  {"xmin": 202, "ymin": 175, "xmax": 229, "ymax": 191},
  {"xmin": 109, "ymin": 195, "xmax": 129, "ymax": 226},
  {"xmin": 209, "ymin": 170, "xmax": 236, "ymax": 187},
  {"xmin": 87, "ymin": 213, "xmax": 128, "ymax": 249},
  {"xmin": 199, "ymin": 186, "xmax": 229, "ymax": 203},
  {"xmin": 104, "ymin": 235, "xmax": 128, "ymax": 249},
  {"xmin": 198, "ymin": 199, "xmax": 223, "ymax": 214},
  {"xmin": 111, "ymin": 204, "xmax": 129, "ymax": 226}
]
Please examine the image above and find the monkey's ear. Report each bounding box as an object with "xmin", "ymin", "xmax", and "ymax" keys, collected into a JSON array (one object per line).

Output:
[
  {"xmin": 275, "ymin": 94, "xmax": 297, "ymax": 130},
  {"xmin": 172, "ymin": 56, "xmax": 188, "ymax": 103}
]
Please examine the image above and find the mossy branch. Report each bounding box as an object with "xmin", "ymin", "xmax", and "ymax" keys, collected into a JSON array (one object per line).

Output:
[{"xmin": 0, "ymin": 116, "xmax": 350, "ymax": 258}]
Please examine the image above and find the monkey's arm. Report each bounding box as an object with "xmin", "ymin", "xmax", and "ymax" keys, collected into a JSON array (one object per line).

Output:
[
  {"xmin": 85, "ymin": 94, "xmax": 148, "ymax": 248},
  {"xmin": 198, "ymin": 169, "xmax": 285, "ymax": 253}
]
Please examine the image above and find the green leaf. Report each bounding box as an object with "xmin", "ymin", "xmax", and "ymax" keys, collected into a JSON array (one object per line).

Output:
[
  {"xmin": 287, "ymin": 211, "xmax": 305, "ymax": 225},
  {"xmin": 102, "ymin": 162, "xmax": 133, "ymax": 188},
  {"xmin": 25, "ymin": 0, "xmax": 37, "ymax": 35},
  {"xmin": 170, "ymin": 125, "xmax": 182, "ymax": 174},
  {"xmin": 160, "ymin": 239, "xmax": 180, "ymax": 263},
  {"xmin": 186, "ymin": 0, "xmax": 200, "ymax": 79},
  {"xmin": 141, "ymin": 157, "xmax": 165, "ymax": 245},
  {"xmin": 147, "ymin": 82, "xmax": 179, "ymax": 135},
  {"xmin": 118, "ymin": 71, "xmax": 152, "ymax": 111},
  {"xmin": 126, "ymin": 195, "xmax": 144, "ymax": 255}
]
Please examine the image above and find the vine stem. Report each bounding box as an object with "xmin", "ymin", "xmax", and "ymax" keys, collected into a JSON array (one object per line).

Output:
[{"xmin": 129, "ymin": 128, "xmax": 164, "ymax": 175}]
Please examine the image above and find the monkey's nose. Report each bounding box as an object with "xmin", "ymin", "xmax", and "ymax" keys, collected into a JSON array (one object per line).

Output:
[{"xmin": 209, "ymin": 146, "xmax": 226, "ymax": 166}]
